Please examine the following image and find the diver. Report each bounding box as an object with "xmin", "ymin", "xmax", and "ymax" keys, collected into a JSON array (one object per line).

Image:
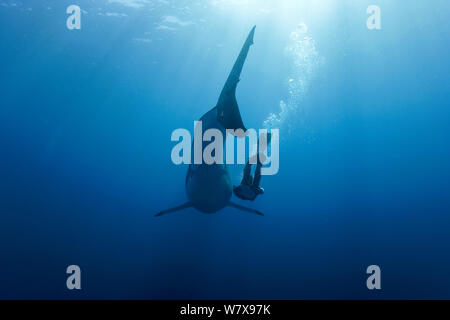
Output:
[
  {"xmin": 233, "ymin": 161, "xmax": 264, "ymax": 201},
  {"xmin": 233, "ymin": 133, "xmax": 271, "ymax": 201}
]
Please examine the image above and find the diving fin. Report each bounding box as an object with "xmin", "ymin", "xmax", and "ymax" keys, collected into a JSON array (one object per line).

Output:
[
  {"xmin": 155, "ymin": 202, "xmax": 192, "ymax": 217},
  {"xmin": 228, "ymin": 201, "xmax": 264, "ymax": 216}
]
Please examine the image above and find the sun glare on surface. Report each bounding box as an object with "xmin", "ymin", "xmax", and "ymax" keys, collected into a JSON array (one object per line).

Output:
[{"xmin": 209, "ymin": 0, "xmax": 339, "ymax": 27}]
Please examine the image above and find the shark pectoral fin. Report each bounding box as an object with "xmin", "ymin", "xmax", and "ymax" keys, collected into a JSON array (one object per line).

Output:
[
  {"xmin": 155, "ymin": 202, "xmax": 192, "ymax": 217},
  {"xmin": 228, "ymin": 201, "xmax": 264, "ymax": 216}
]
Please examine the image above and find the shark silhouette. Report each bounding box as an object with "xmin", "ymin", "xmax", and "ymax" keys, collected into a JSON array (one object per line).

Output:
[{"xmin": 156, "ymin": 26, "xmax": 263, "ymax": 217}]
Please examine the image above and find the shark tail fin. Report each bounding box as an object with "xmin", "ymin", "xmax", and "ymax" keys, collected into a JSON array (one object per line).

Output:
[
  {"xmin": 155, "ymin": 202, "xmax": 192, "ymax": 217},
  {"xmin": 216, "ymin": 26, "xmax": 256, "ymax": 133},
  {"xmin": 222, "ymin": 25, "xmax": 256, "ymax": 93},
  {"xmin": 228, "ymin": 201, "xmax": 264, "ymax": 216}
]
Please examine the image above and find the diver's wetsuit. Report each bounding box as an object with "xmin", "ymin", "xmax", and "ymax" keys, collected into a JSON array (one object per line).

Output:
[
  {"xmin": 233, "ymin": 133, "xmax": 271, "ymax": 201},
  {"xmin": 233, "ymin": 161, "xmax": 264, "ymax": 201}
]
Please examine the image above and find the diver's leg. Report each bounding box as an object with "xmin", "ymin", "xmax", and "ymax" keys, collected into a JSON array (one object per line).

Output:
[
  {"xmin": 251, "ymin": 131, "xmax": 272, "ymax": 192},
  {"xmin": 241, "ymin": 161, "xmax": 253, "ymax": 186},
  {"xmin": 252, "ymin": 161, "xmax": 263, "ymax": 189}
]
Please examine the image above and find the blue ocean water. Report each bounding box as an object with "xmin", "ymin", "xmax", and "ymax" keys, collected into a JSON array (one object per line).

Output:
[{"xmin": 0, "ymin": 0, "xmax": 449, "ymax": 299}]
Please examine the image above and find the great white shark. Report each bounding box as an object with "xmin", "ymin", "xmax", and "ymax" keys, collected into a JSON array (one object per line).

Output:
[{"xmin": 156, "ymin": 26, "xmax": 263, "ymax": 217}]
